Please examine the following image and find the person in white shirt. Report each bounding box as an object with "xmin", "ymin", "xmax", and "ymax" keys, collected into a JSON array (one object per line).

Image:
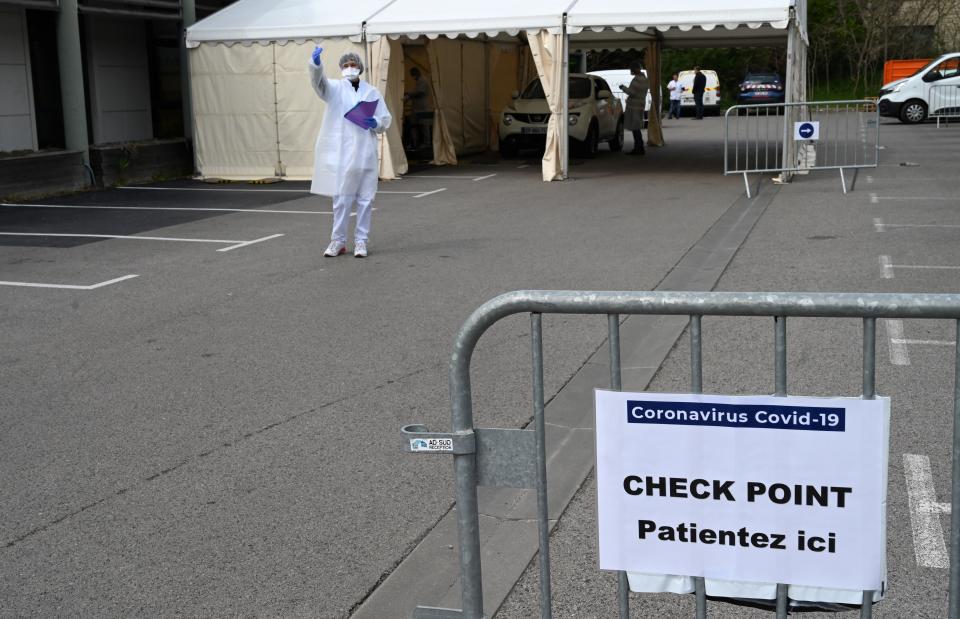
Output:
[
  {"xmin": 667, "ymin": 74, "xmax": 683, "ymax": 119},
  {"xmin": 308, "ymin": 47, "xmax": 391, "ymax": 258}
]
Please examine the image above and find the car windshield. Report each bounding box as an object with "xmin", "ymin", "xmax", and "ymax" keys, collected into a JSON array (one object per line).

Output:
[
  {"xmin": 744, "ymin": 74, "xmax": 780, "ymax": 84},
  {"xmin": 521, "ymin": 77, "xmax": 592, "ymax": 99}
]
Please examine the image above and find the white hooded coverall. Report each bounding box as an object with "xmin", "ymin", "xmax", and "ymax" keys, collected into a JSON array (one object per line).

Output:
[{"xmin": 308, "ymin": 59, "xmax": 392, "ymax": 243}]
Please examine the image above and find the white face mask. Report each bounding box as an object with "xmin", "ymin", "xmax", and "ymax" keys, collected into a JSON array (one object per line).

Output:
[{"xmin": 341, "ymin": 67, "xmax": 360, "ymax": 79}]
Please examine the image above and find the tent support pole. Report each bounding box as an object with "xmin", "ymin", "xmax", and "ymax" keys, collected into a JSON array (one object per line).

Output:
[{"xmin": 560, "ymin": 15, "xmax": 569, "ymax": 179}]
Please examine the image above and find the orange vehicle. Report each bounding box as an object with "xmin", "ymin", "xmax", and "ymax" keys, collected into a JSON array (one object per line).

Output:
[{"xmin": 882, "ymin": 58, "xmax": 933, "ymax": 85}]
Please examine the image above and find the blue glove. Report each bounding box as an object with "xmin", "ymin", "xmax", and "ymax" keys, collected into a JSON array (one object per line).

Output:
[
  {"xmin": 311, "ymin": 46, "xmax": 323, "ymax": 66},
  {"xmin": 363, "ymin": 117, "xmax": 377, "ymax": 130}
]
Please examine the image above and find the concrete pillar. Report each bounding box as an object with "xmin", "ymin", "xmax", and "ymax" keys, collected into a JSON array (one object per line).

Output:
[
  {"xmin": 180, "ymin": 0, "xmax": 196, "ymax": 143},
  {"xmin": 56, "ymin": 0, "xmax": 89, "ymax": 164},
  {"xmin": 579, "ymin": 50, "xmax": 587, "ymax": 73}
]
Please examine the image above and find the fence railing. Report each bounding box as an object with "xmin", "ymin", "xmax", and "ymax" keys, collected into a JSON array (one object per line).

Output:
[
  {"xmin": 931, "ymin": 84, "xmax": 960, "ymax": 127},
  {"xmin": 402, "ymin": 289, "xmax": 960, "ymax": 619},
  {"xmin": 724, "ymin": 100, "xmax": 880, "ymax": 197}
]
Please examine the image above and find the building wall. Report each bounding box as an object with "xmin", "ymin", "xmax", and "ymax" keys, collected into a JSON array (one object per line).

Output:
[
  {"xmin": 85, "ymin": 16, "xmax": 153, "ymax": 144},
  {"xmin": 0, "ymin": 6, "xmax": 37, "ymax": 152}
]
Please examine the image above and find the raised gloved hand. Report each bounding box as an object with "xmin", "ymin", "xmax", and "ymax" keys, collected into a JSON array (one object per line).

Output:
[
  {"xmin": 311, "ymin": 46, "xmax": 323, "ymax": 66},
  {"xmin": 363, "ymin": 117, "xmax": 377, "ymax": 130}
]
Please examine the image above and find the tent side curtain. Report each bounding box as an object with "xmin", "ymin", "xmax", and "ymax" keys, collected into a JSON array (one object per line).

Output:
[
  {"xmin": 191, "ymin": 43, "xmax": 279, "ymax": 178},
  {"xmin": 275, "ymin": 39, "xmax": 364, "ymax": 180},
  {"xmin": 426, "ymin": 39, "xmax": 459, "ymax": 165},
  {"xmin": 367, "ymin": 36, "xmax": 409, "ymax": 179},
  {"xmin": 526, "ymin": 29, "xmax": 563, "ymax": 182}
]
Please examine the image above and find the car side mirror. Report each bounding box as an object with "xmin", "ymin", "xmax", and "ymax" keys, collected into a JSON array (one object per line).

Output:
[
  {"xmin": 597, "ymin": 89, "xmax": 612, "ymax": 99},
  {"xmin": 511, "ymin": 90, "xmax": 520, "ymax": 99}
]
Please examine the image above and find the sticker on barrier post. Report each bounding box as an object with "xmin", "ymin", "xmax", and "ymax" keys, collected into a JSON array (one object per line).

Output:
[
  {"xmin": 795, "ymin": 121, "xmax": 820, "ymax": 140},
  {"xmin": 595, "ymin": 390, "xmax": 889, "ymax": 592}
]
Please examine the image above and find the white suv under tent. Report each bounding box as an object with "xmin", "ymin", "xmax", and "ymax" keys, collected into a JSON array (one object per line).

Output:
[{"xmin": 186, "ymin": 0, "xmax": 808, "ymax": 183}]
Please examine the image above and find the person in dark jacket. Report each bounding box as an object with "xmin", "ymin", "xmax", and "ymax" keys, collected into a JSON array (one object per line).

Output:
[{"xmin": 692, "ymin": 66, "xmax": 707, "ymax": 120}]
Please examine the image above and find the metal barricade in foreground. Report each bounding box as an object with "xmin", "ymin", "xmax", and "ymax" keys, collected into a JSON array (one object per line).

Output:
[
  {"xmin": 402, "ymin": 290, "xmax": 960, "ymax": 619},
  {"xmin": 931, "ymin": 84, "xmax": 960, "ymax": 127},
  {"xmin": 724, "ymin": 100, "xmax": 879, "ymax": 198}
]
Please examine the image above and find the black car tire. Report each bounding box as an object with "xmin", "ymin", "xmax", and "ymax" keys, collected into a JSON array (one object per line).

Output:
[
  {"xmin": 609, "ymin": 119, "xmax": 624, "ymax": 152},
  {"xmin": 899, "ymin": 100, "xmax": 927, "ymax": 124},
  {"xmin": 499, "ymin": 137, "xmax": 520, "ymax": 158},
  {"xmin": 576, "ymin": 123, "xmax": 599, "ymax": 159}
]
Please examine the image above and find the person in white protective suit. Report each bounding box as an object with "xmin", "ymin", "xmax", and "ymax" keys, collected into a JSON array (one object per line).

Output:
[{"xmin": 308, "ymin": 47, "xmax": 392, "ymax": 258}]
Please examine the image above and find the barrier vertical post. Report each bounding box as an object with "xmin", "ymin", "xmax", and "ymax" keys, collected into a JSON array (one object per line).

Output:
[
  {"xmin": 608, "ymin": 314, "xmax": 629, "ymax": 618},
  {"xmin": 690, "ymin": 315, "xmax": 707, "ymax": 619},
  {"xmin": 861, "ymin": 317, "xmax": 877, "ymax": 619},
  {"xmin": 950, "ymin": 319, "xmax": 960, "ymax": 618},
  {"xmin": 531, "ymin": 313, "xmax": 552, "ymax": 619},
  {"xmin": 450, "ymin": 327, "xmax": 483, "ymax": 618},
  {"xmin": 775, "ymin": 316, "xmax": 789, "ymax": 619}
]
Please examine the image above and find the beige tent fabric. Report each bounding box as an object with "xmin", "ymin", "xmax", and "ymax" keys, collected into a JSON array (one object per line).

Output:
[
  {"xmin": 191, "ymin": 43, "xmax": 279, "ymax": 179},
  {"xmin": 275, "ymin": 39, "xmax": 362, "ymax": 179},
  {"xmin": 527, "ymin": 29, "xmax": 564, "ymax": 182},
  {"xmin": 645, "ymin": 41, "xmax": 664, "ymax": 146},
  {"xmin": 487, "ymin": 42, "xmax": 521, "ymax": 149},
  {"xmin": 367, "ymin": 36, "xmax": 409, "ymax": 180},
  {"xmin": 461, "ymin": 41, "xmax": 487, "ymax": 153},
  {"xmin": 426, "ymin": 39, "xmax": 458, "ymax": 165}
]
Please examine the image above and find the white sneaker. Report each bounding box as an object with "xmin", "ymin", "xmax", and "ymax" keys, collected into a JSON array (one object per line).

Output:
[
  {"xmin": 324, "ymin": 240, "xmax": 346, "ymax": 257},
  {"xmin": 354, "ymin": 240, "xmax": 368, "ymax": 258}
]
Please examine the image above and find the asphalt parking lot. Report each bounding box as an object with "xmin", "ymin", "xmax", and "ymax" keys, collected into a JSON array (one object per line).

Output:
[{"xmin": 1, "ymin": 115, "xmax": 957, "ymax": 617}]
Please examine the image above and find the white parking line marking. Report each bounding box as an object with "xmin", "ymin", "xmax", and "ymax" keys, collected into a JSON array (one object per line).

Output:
[
  {"xmin": 0, "ymin": 274, "xmax": 139, "ymax": 290},
  {"xmin": 873, "ymin": 196, "xmax": 957, "ymax": 202},
  {"xmin": 405, "ymin": 174, "xmax": 496, "ymax": 181},
  {"xmin": 891, "ymin": 338, "xmax": 954, "ymax": 346},
  {"xmin": 414, "ymin": 188, "xmax": 447, "ymax": 198},
  {"xmin": 904, "ymin": 454, "xmax": 951, "ymax": 569},
  {"xmin": 217, "ymin": 233, "xmax": 285, "ymax": 252},
  {"xmin": 2, "ymin": 202, "xmax": 333, "ymax": 215},
  {"xmin": 0, "ymin": 231, "xmax": 283, "ymax": 251},
  {"xmin": 874, "ymin": 222, "xmax": 960, "ymax": 230},
  {"xmin": 517, "ymin": 164, "xmax": 530, "ymax": 169},
  {"xmin": 885, "ymin": 319, "xmax": 910, "ymax": 365},
  {"xmin": 880, "ymin": 255, "xmax": 894, "ymax": 278},
  {"xmin": 118, "ymin": 186, "xmax": 422, "ymax": 196},
  {"xmin": 874, "ymin": 218, "xmax": 885, "ymax": 232}
]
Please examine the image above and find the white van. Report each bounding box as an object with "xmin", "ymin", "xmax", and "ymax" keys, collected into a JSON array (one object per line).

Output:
[
  {"xmin": 878, "ymin": 52, "xmax": 960, "ymax": 123},
  {"xmin": 588, "ymin": 69, "xmax": 658, "ymax": 127},
  {"xmin": 677, "ymin": 69, "xmax": 720, "ymax": 116}
]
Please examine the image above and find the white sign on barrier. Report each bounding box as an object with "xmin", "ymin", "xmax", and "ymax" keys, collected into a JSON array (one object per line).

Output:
[
  {"xmin": 794, "ymin": 121, "xmax": 820, "ymax": 140},
  {"xmin": 595, "ymin": 390, "xmax": 889, "ymax": 591}
]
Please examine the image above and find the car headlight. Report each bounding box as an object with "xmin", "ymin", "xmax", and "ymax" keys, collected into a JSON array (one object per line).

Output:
[
  {"xmin": 503, "ymin": 114, "xmax": 514, "ymax": 126},
  {"xmin": 568, "ymin": 114, "xmax": 578, "ymax": 126}
]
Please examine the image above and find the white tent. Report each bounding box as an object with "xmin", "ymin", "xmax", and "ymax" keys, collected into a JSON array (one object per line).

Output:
[{"xmin": 185, "ymin": 0, "xmax": 807, "ymax": 183}]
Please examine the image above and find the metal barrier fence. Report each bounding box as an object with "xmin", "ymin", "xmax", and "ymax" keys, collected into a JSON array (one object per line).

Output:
[
  {"xmin": 724, "ymin": 100, "xmax": 879, "ymax": 198},
  {"xmin": 931, "ymin": 84, "xmax": 960, "ymax": 127},
  {"xmin": 402, "ymin": 290, "xmax": 960, "ymax": 619}
]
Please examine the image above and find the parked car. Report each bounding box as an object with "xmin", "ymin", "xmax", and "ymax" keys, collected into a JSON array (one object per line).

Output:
[
  {"xmin": 736, "ymin": 72, "xmax": 785, "ymax": 107},
  {"xmin": 879, "ymin": 52, "xmax": 960, "ymax": 123},
  {"xmin": 588, "ymin": 69, "xmax": 660, "ymax": 128},
  {"xmin": 677, "ymin": 69, "xmax": 721, "ymax": 116},
  {"xmin": 499, "ymin": 73, "xmax": 624, "ymax": 158}
]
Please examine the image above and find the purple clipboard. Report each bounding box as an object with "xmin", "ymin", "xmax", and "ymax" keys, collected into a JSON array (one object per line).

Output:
[{"xmin": 344, "ymin": 100, "xmax": 379, "ymax": 128}]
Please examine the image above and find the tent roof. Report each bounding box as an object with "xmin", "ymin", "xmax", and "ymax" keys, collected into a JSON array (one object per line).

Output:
[
  {"xmin": 364, "ymin": 0, "xmax": 566, "ymax": 39},
  {"xmin": 567, "ymin": 0, "xmax": 792, "ymax": 32},
  {"xmin": 186, "ymin": 0, "xmax": 387, "ymax": 44},
  {"xmin": 567, "ymin": 0, "xmax": 800, "ymax": 49},
  {"xmin": 186, "ymin": 0, "xmax": 800, "ymax": 46}
]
